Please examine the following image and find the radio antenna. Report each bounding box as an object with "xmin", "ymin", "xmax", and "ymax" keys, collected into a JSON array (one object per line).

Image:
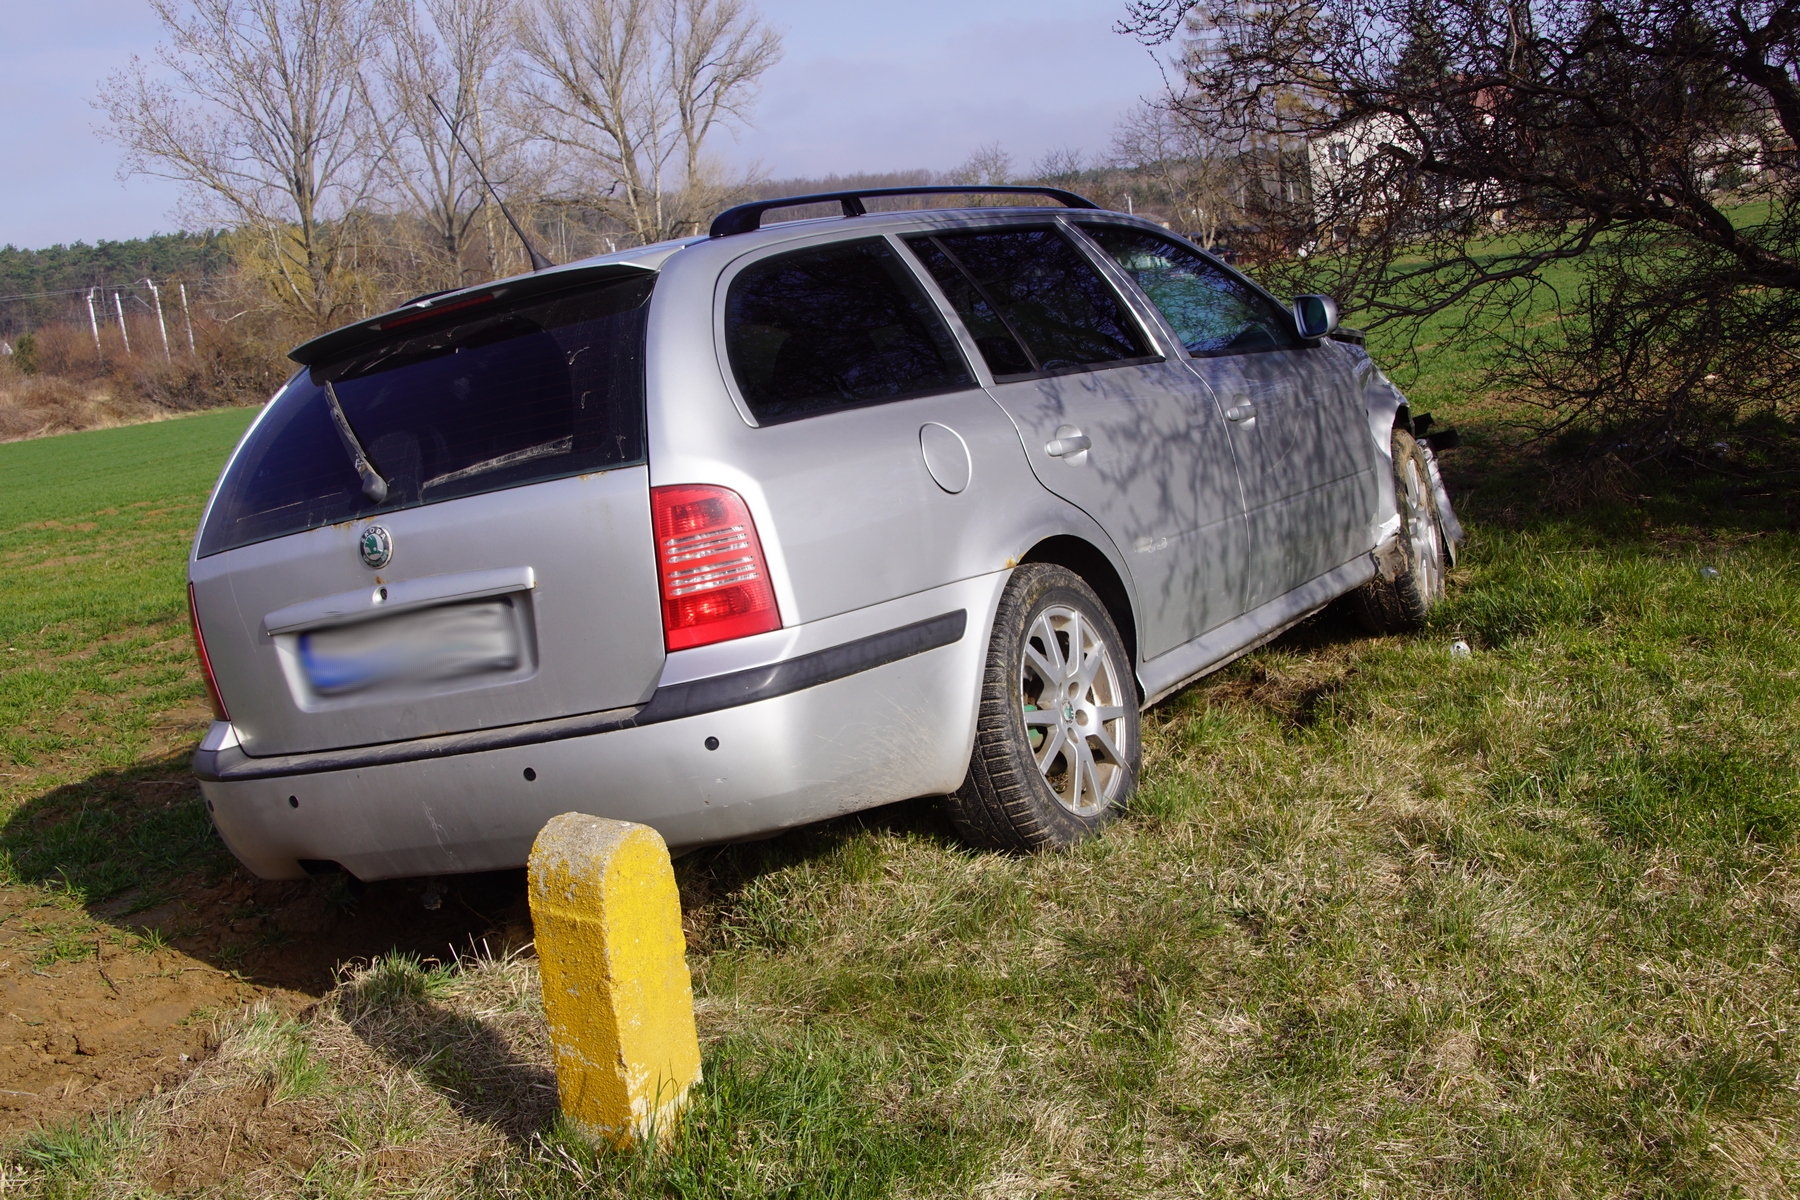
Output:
[{"xmin": 429, "ymin": 93, "xmax": 554, "ymax": 272}]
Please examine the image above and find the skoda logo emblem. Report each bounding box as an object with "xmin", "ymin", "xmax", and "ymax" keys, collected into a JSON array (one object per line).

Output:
[{"xmin": 358, "ymin": 525, "xmax": 393, "ymax": 570}]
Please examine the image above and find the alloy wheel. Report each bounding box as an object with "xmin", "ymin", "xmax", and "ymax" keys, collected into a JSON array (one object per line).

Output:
[{"xmin": 1018, "ymin": 604, "xmax": 1131, "ymax": 817}]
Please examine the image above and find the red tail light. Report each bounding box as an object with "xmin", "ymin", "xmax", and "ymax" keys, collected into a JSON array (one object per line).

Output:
[
  {"xmin": 651, "ymin": 484, "xmax": 781, "ymax": 651},
  {"xmin": 188, "ymin": 582, "xmax": 230, "ymax": 722}
]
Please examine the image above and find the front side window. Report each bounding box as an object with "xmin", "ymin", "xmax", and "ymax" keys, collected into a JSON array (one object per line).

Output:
[
  {"xmin": 1079, "ymin": 225, "xmax": 1299, "ymax": 356},
  {"xmin": 724, "ymin": 238, "xmax": 973, "ymax": 423},
  {"xmin": 198, "ymin": 274, "xmax": 653, "ymax": 557},
  {"xmin": 904, "ymin": 226, "xmax": 1152, "ymax": 378}
]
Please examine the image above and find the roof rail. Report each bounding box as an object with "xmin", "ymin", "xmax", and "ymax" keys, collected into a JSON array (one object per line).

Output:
[{"xmin": 709, "ymin": 185, "xmax": 1101, "ymax": 238}]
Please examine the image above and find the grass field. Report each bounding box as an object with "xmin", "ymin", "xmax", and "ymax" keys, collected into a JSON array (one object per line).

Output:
[
  {"xmin": 0, "ymin": 408, "xmax": 256, "ymax": 899},
  {"xmin": 4, "ymin": 375, "xmax": 1800, "ymax": 1195}
]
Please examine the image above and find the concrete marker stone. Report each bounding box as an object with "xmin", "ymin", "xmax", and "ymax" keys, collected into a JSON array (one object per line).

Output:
[{"xmin": 527, "ymin": 812, "xmax": 701, "ymax": 1147}]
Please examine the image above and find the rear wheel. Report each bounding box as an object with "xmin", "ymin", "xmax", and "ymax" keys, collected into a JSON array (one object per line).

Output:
[
  {"xmin": 947, "ymin": 564, "xmax": 1140, "ymax": 851},
  {"xmin": 1354, "ymin": 427, "xmax": 1448, "ymax": 634}
]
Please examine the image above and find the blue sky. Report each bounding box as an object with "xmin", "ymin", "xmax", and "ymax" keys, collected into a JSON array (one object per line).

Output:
[{"xmin": 0, "ymin": 0, "xmax": 1169, "ymax": 250}]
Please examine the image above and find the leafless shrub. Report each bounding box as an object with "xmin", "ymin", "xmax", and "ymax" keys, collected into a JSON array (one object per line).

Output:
[
  {"xmin": 1121, "ymin": 0, "xmax": 1800, "ymax": 441},
  {"xmin": 0, "ymin": 377, "xmax": 114, "ymax": 442}
]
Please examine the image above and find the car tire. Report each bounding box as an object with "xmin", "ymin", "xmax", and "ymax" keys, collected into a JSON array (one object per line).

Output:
[
  {"xmin": 947, "ymin": 564, "xmax": 1141, "ymax": 851},
  {"xmin": 1354, "ymin": 427, "xmax": 1449, "ymax": 634}
]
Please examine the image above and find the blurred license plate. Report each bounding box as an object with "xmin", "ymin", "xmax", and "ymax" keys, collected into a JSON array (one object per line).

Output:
[{"xmin": 299, "ymin": 599, "xmax": 519, "ymax": 696}]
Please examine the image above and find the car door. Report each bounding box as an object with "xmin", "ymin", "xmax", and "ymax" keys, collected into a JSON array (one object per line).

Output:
[
  {"xmin": 1078, "ymin": 223, "xmax": 1375, "ymax": 605},
  {"xmin": 900, "ymin": 224, "xmax": 1251, "ymax": 659}
]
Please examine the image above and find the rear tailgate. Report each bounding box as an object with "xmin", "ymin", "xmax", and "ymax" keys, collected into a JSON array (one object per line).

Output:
[{"xmin": 190, "ymin": 272, "xmax": 666, "ymax": 758}]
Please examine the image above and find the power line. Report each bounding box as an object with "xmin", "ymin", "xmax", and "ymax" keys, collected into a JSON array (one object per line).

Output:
[{"xmin": 0, "ymin": 279, "xmax": 212, "ymax": 304}]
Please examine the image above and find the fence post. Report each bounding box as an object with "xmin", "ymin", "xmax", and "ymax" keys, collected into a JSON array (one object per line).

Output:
[
  {"xmin": 178, "ymin": 283, "xmax": 195, "ymax": 353},
  {"xmin": 145, "ymin": 279, "xmax": 171, "ymax": 361},
  {"xmin": 112, "ymin": 291, "xmax": 130, "ymax": 356},
  {"xmin": 528, "ymin": 813, "xmax": 702, "ymax": 1148}
]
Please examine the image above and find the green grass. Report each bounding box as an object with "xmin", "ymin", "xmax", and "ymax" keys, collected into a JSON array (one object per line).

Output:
[
  {"xmin": 0, "ymin": 406, "xmax": 257, "ymax": 902},
  {"xmin": 12, "ymin": 1111, "xmax": 141, "ymax": 1198},
  {"xmin": 4, "ymin": 384, "xmax": 1800, "ymax": 1194}
]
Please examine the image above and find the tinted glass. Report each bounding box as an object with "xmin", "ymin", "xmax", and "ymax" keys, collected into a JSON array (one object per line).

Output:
[
  {"xmin": 725, "ymin": 238, "xmax": 973, "ymax": 422},
  {"xmin": 1080, "ymin": 225, "xmax": 1298, "ymax": 355},
  {"xmin": 198, "ymin": 275, "xmax": 653, "ymax": 557},
  {"xmin": 904, "ymin": 238, "xmax": 1034, "ymax": 376},
  {"xmin": 906, "ymin": 227, "xmax": 1151, "ymax": 376}
]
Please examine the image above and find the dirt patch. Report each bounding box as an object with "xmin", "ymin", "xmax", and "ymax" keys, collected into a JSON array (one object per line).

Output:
[{"xmin": 0, "ymin": 867, "xmax": 531, "ymax": 1137}]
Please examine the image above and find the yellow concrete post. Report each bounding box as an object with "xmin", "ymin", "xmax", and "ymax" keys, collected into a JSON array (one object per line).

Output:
[{"xmin": 528, "ymin": 813, "xmax": 701, "ymax": 1147}]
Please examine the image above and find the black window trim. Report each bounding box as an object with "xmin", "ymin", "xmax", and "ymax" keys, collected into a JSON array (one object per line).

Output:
[
  {"xmin": 900, "ymin": 225, "xmax": 1167, "ymax": 385},
  {"xmin": 911, "ymin": 233, "xmax": 1045, "ymax": 373},
  {"xmin": 745, "ymin": 378, "xmax": 987, "ymax": 427},
  {"xmin": 715, "ymin": 232, "xmax": 983, "ymax": 429},
  {"xmin": 1066, "ymin": 217, "xmax": 1316, "ymax": 359}
]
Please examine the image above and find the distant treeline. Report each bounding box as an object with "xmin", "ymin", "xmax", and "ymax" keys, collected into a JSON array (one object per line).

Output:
[{"xmin": 0, "ymin": 233, "xmax": 232, "ymax": 333}]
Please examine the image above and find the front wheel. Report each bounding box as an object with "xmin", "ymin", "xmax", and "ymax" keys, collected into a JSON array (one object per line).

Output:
[
  {"xmin": 1354, "ymin": 427, "xmax": 1448, "ymax": 634},
  {"xmin": 947, "ymin": 564, "xmax": 1141, "ymax": 852}
]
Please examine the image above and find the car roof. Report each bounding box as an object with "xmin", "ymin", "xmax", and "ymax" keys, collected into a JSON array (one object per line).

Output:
[{"xmin": 287, "ymin": 204, "xmax": 1225, "ymax": 368}]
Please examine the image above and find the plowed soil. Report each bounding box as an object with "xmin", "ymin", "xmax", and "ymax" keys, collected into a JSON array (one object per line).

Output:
[{"xmin": 0, "ymin": 855, "xmax": 531, "ymax": 1136}]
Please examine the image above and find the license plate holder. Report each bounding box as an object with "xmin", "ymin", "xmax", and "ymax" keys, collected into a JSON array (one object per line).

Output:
[{"xmin": 299, "ymin": 598, "xmax": 521, "ymax": 697}]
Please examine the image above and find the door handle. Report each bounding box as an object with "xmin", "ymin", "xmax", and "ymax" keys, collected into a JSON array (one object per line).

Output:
[
  {"xmin": 1224, "ymin": 402, "xmax": 1257, "ymax": 423},
  {"xmin": 1045, "ymin": 432, "xmax": 1092, "ymax": 457}
]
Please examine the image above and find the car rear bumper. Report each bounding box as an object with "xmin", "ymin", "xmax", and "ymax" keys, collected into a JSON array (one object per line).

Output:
[{"xmin": 196, "ymin": 573, "xmax": 1006, "ymax": 880}]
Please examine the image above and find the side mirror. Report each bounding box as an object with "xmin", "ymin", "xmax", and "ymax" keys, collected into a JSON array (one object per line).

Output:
[{"xmin": 1293, "ymin": 294, "xmax": 1339, "ymax": 339}]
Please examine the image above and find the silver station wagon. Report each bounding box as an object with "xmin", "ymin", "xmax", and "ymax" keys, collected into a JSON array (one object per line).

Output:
[{"xmin": 188, "ymin": 185, "xmax": 1463, "ymax": 881}]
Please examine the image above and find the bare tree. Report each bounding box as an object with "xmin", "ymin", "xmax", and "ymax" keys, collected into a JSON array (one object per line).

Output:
[
  {"xmin": 1110, "ymin": 102, "xmax": 1243, "ymax": 248},
  {"xmin": 945, "ymin": 141, "xmax": 1016, "ymax": 187},
  {"xmin": 372, "ymin": 0, "xmax": 536, "ymax": 288},
  {"xmin": 1028, "ymin": 146, "xmax": 1089, "ymax": 186},
  {"xmin": 1125, "ymin": 0, "xmax": 1800, "ymax": 440},
  {"xmin": 97, "ymin": 0, "xmax": 380, "ymax": 327},
  {"xmin": 513, "ymin": 0, "xmax": 781, "ymax": 244}
]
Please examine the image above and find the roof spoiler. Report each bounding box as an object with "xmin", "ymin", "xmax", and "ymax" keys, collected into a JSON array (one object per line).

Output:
[
  {"xmin": 288, "ymin": 261, "xmax": 653, "ymax": 368},
  {"xmin": 709, "ymin": 185, "xmax": 1101, "ymax": 238}
]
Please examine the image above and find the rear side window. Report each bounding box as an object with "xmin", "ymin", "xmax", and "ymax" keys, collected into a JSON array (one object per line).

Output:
[
  {"xmin": 198, "ymin": 274, "xmax": 653, "ymax": 557},
  {"xmin": 904, "ymin": 227, "xmax": 1152, "ymax": 378},
  {"xmin": 724, "ymin": 238, "xmax": 973, "ymax": 423},
  {"xmin": 1079, "ymin": 225, "xmax": 1299, "ymax": 355}
]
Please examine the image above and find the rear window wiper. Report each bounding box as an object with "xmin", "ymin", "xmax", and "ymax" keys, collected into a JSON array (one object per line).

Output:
[{"xmin": 322, "ymin": 380, "xmax": 390, "ymax": 504}]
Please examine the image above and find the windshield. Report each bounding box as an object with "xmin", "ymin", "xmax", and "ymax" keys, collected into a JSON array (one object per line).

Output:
[
  {"xmin": 198, "ymin": 274, "xmax": 653, "ymax": 558},
  {"xmin": 1078, "ymin": 225, "xmax": 1297, "ymax": 356}
]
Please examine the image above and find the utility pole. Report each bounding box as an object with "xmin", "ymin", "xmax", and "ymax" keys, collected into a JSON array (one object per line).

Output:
[
  {"xmin": 113, "ymin": 291, "xmax": 131, "ymax": 355},
  {"xmin": 177, "ymin": 282, "xmax": 195, "ymax": 353},
  {"xmin": 85, "ymin": 288, "xmax": 102, "ymax": 355},
  {"xmin": 144, "ymin": 279, "xmax": 171, "ymax": 360}
]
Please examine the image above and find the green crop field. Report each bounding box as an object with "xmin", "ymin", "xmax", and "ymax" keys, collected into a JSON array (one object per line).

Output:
[
  {"xmin": 4, "ymin": 356, "xmax": 1800, "ymax": 1196},
  {"xmin": 0, "ymin": 408, "xmax": 256, "ymax": 901}
]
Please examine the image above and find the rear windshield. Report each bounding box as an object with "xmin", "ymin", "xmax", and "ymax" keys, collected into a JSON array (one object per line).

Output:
[{"xmin": 198, "ymin": 274, "xmax": 653, "ymax": 558}]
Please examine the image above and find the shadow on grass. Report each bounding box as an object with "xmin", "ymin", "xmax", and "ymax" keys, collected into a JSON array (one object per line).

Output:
[
  {"xmin": 0, "ymin": 742, "xmax": 964, "ymax": 993},
  {"xmin": 1433, "ymin": 410, "xmax": 1800, "ymax": 540},
  {"xmin": 675, "ymin": 794, "xmax": 961, "ymax": 925},
  {"xmin": 334, "ymin": 960, "xmax": 558, "ymax": 1146},
  {"xmin": 0, "ymin": 748, "xmax": 534, "ymax": 994}
]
